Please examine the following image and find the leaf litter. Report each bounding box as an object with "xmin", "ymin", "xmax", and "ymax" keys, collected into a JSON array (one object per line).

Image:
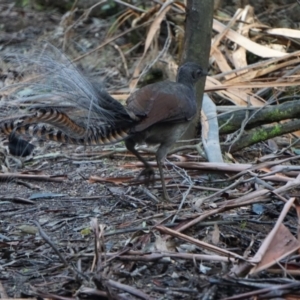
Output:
[{"xmin": 1, "ymin": 1, "xmax": 300, "ymax": 299}]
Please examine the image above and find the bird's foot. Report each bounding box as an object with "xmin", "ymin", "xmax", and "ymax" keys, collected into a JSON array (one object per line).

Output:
[
  {"xmin": 137, "ymin": 167, "xmax": 170, "ymax": 202},
  {"xmin": 162, "ymin": 190, "xmax": 170, "ymax": 202},
  {"xmin": 137, "ymin": 167, "xmax": 155, "ymax": 186}
]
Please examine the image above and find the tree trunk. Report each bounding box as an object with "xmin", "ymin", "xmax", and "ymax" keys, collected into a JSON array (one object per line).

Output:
[{"xmin": 180, "ymin": 0, "xmax": 213, "ymax": 140}]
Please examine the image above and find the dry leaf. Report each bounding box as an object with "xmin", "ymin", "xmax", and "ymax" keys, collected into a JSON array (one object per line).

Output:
[
  {"xmin": 251, "ymin": 224, "xmax": 300, "ymax": 274},
  {"xmin": 130, "ymin": 1, "xmax": 173, "ymax": 90},
  {"xmin": 213, "ymin": 19, "xmax": 286, "ymax": 58},
  {"xmin": 212, "ymin": 223, "xmax": 220, "ymax": 245}
]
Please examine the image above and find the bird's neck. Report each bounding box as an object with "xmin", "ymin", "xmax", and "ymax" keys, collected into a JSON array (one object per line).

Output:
[{"xmin": 176, "ymin": 73, "xmax": 194, "ymax": 88}]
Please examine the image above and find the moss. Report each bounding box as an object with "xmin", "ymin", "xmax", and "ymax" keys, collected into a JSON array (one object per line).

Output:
[
  {"xmin": 251, "ymin": 129, "xmax": 268, "ymax": 143},
  {"xmin": 265, "ymin": 108, "xmax": 292, "ymax": 120},
  {"xmin": 270, "ymin": 123, "xmax": 281, "ymax": 135},
  {"xmin": 251, "ymin": 124, "xmax": 281, "ymax": 143}
]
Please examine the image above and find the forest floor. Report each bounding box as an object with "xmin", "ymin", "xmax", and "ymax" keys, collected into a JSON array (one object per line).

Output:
[{"xmin": 1, "ymin": 1, "xmax": 300, "ymax": 299}]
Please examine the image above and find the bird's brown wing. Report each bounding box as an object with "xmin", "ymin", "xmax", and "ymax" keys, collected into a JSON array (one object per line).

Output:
[{"xmin": 126, "ymin": 81, "xmax": 196, "ymax": 132}]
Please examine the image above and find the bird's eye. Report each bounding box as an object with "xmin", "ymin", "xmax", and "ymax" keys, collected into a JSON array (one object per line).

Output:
[
  {"xmin": 192, "ymin": 69, "xmax": 202, "ymax": 79},
  {"xmin": 196, "ymin": 69, "xmax": 203, "ymax": 76}
]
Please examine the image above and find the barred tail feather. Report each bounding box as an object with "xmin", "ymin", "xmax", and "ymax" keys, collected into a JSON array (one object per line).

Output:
[
  {"xmin": 1, "ymin": 121, "xmax": 129, "ymax": 146},
  {"xmin": 25, "ymin": 108, "xmax": 87, "ymax": 137}
]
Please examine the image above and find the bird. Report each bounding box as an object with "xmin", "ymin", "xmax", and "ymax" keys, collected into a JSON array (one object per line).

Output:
[{"xmin": 0, "ymin": 60, "xmax": 207, "ymax": 200}]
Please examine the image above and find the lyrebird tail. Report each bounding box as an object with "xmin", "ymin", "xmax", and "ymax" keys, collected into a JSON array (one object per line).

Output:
[
  {"xmin": 0, "ymin": 108, "xmax": 131, "ymax": 145},
  {"xmin": 0, "ymin": 45, "xmax": 136, "ymax": 146}
]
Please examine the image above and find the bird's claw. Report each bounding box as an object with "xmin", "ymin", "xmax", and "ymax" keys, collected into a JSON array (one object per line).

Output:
[{"xmin": 137, "ymin": 167, "xmax": 155, "ymax": 185}]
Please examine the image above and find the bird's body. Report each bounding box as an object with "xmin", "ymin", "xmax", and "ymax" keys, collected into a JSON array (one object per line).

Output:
[
  {"xmin": 1, "ymin": 58, "xmax": 206, "ymax": 200},
  {"xmin": 126, "ymin": 79, "xmax": 198, "ymax": 156},
  {"xmin": 123, "ymin": 73, "xmax": 203, "ymax": 199}
]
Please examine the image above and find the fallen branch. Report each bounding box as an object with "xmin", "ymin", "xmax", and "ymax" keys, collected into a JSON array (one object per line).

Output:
[
  {"xmin": 0, "ymin": 173, "xmax": 66, "ymax": 182},
  {"xmin": 218, "ymin": 100, "xmax": 300, "ymax": 135},
  {"xmin": 224, "ymin": 119, "xmax": 300, "ymax": 153}
]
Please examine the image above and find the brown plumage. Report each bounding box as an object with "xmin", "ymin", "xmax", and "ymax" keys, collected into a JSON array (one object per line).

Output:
[{"xmin": 1, "ymin": 62, "xmax": 207, "ymax": 200}]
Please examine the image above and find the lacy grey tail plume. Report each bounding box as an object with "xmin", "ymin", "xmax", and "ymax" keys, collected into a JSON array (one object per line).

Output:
[{"xmin": 0, "ymin": 45, "xmax": 135, "ymax": 143}]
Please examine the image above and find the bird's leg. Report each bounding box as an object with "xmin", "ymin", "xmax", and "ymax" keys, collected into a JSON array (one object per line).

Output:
[
  {"xmin": 125, "ymin": 138, "xmax": 171, "ymax": 200},
  {"xmin": 157, "ymin": 158, "xmax": 170, "ymax": 201},
  {"xmin": 125, "ymin": 138, "xmax": 155, "ymax": 184},
  {"xmin": 156, "ymin": 144, "xmax": 171, "ymax": 201}
]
